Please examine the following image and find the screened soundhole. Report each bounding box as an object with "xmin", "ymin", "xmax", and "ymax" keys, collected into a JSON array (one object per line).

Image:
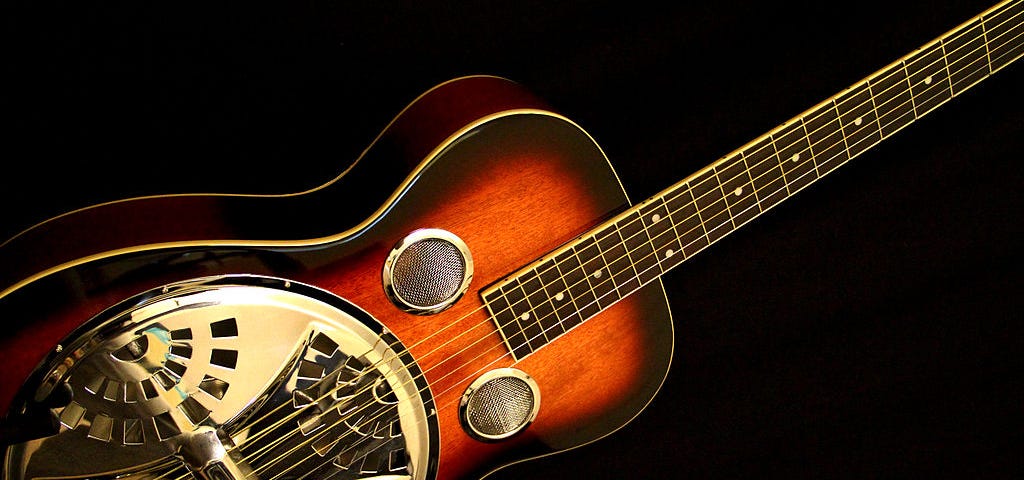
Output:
[
  {"xmin": 392, "ymin": 238, "xmax": 465, "ymax": 307},
  {"xmin": 459, "ymin": 369, "xmax": 540, "ymax": 442},
  {"xmin": 467, "ymin": 376, "xmax": 533, "ymax": 436}
]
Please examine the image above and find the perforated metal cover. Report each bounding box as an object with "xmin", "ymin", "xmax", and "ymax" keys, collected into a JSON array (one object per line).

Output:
[
  {"xmin": 459, "ymin": 368, "xmax": 540, "ymax": 441},
  {"xmin": 383, "ymin": 229, "xmax": 473, "ymax": 314},
  {"xmin": 393, "ymin": 238, "xmax": 465, "ymax": 306},
  {"xmin": 4, "ymin": 275, "xmax": 439, "ymax": 480}
]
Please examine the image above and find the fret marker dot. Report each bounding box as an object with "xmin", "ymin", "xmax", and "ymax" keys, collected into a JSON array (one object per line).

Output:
[
  {"xmin": 791, "ymin": 153, "xmax": 800, "ymax": 162},
  {"xmin": 854, "ymin": 116, "xmax": 863, "ymax": 126},
  {"xmin": 733, "ymin": 186, "xmax": 743, "ymax": 196},
  {"xmin": 593, "ymin": 269, "xmax": 603, "ymax": 279},
  {"xmin": 554, "ymin": 292, "xmax": 565, "ymax": 301},
  {"xmin": 651, "ymin": 213, "xmax": 661, "ymax": 223},
  {"xmin": 665, "ymin": 249, "xmax": 675, "ymax": 258},
  {"xmin": 520, "ymin": 312, "xmax": 530, "ymax": 321},
  {"xmin": 924, "ymin": 75, "xmax": 933, "ymax": 85}
]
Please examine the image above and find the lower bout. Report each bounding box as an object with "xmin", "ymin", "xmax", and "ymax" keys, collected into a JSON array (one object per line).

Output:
[{"xmin": 430, "ymin": 281, "xmax": 674, "ymax": 479}]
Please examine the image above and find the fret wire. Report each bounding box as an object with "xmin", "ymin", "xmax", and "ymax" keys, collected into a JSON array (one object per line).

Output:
[
  {"xmin": 981, "ymin": 14, "xmax": 996, "ymax": 73},
  {"xmin": 827, "ymin": 97, "xmax": 851, "ymax": 155},
  {"xmin": 612, "ymin": 218, "xmax": 643, "ymax": 292},
  {"xmin": 519, "ymin": 41, "xmax": 962, "ymax": 306},
  {"xmin": 768, "ymin": 133, "xmax": 792, "ymax": 196},
  {"xmin": 649, "ymin": 226, "xmax": 681, "ymax": 263},
  {"xmin": 644, "ymin": 197, "xmax": 681, "ymax": 267},
  {"xmin": 765, "ymin": 133, "xmax": 786, "ymax": 196},
  {"xmin": 738, "ymin": 152, "xmax": 765, "ymax": 214},
  {"xmin": 516, "ymin": 274, "xmax": 548, "ymax": 345},
  {"xmin": 711, "ymin": 166, "xmax": 738, "ymax": 230},
  {"xmin": 493, "ymin": 210, "xmax": 647, "ymax": 324},
  {"xmin": 482, "ymin": 290, "xmax": 515, "ymax": 355},
  {"xmin": 509, "ymin": 45, "xmax": 978, "ymax": 351},
  {"xmin": 533, "ymin": 260, "xmax": 566, "ymax": 338},
  {"xmin": 901, "ymin": 61, "xmax": 920, "ymax": 118},
  {"xmin": 553, "ymin": 250, "xmax": 586, "ymax": 326},
  {"xmin": 546, "ymin": 259, "xmax": 576, "ymax": 334},
  {"xmin": 908, "ymin": 45, "xmax": 954, "ymax": 118},
  {"xmin": 949, "ymin": 22, "xmax": 989, "ymax": 93},
  {"xmin": 988, "ymin": 6, "xmax": 1024, "ymax": 66},
  {"xmin": 485, "ymin": 287, "xmax": 532, "ymax": 360},
  {"xmin": 484, "ymin": 1, "xmax": 1023, "ymax": 358},
  {"xmin": 577, "ymin": 234, "xmax": 616, "ymax": 310},
  {"xmin": 939, "ymin": 39, "xmax": 959, "ymax": 98},
  {"xmin": 570, "ymin": 238, "xmax": 596, "ymax": 297},
  {"xmin": 596, "ymin": 256, "xmax": 622, "ymax": 307},
  {"xmin": 692, "ymin": 169, "xmax": 733, "ymax": 241},
  {"xmin": 636, "ymin": 206, "xmax": 666, "ymax": 277},
  {"xmin": 736, "ymin": 5, "xmax": 1005, "ymax": 177},
  {"xmin": 504, "ymin": 283, "xmax": 535, "ymax": 355},
  {"xmin": 663, "ymin": 195, "xmax": 689, "ymax": 262},
  {"xmin": 660, "ymin": 37, "xmax": 990, "ymax": 272},
  {"xmin": 525, "ymin": 267, "xmax": 564, "ymax": 341},
  {"xmin": 564, "ymin": 238, "xmax": 600, "ymax": 320},
  {"xmin": 864, "ymin": 79, "xmax": 887, "ymax": 141},
  {"xmin": 544, "ymin": 29, "xmax": 1007, "ymax": 360},
  {"xmin": 986, "ymin": 5, "xmax": 1024, "ymax": 71},
  {"xmin": 606, "ymin": 211, "xmax": 638, "ymax": 282},
  {"xmin": 639, "ymin": 201, "xmax": 667, "ymax": 272},
  {"xmin": 594, "ymin": 228, "xmax": 623, "ymax": 296},
  {"xmin": 494, "ymin": 60, "xmax": 993, "ymax": 358},
  {"xmin": 622, "ymin": 209, "xmax": 661, "ymax": 284},
  {"xmin": 611, "ymin": 220, "xmax": 638, "ymax": 290},
  {"xmin": 794, "ymin": 117, "xmax": 822, "ymax": 178},
  {"xmin": 550, "ymin": 255, "xmax": 582, "ymax": 330},
  {"xmin": 651, "ymin": 29, "xmax": 967, "ymax": 234}
]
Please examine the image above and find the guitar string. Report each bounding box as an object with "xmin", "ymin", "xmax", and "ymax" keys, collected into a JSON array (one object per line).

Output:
[
  {"xmin": 243, "ymin": 17, "xmax": 1019, "ymax": 474},
  {"xmin": 217, "ymin": 7, "xmax": 1024, "ymax": 457},
  {"xmin": 482, "ymin": 1, "xmax": 1024, "ymax": 348},
  {"xmin": 429, "ymin": 3, "xmax": 1021, "ymax": 362},
  {"xmin": 474, "ymin": 6, "xmax": 1024, "ymax": 357},
  {"xmin": 245, "ymin": 16, "xmax": 1015, "ymax": 476},
  {"xmin": 214, "ymin": 14, "xmax": 1023, "ymax": 478},
  {"xmin": 149, "ymin": 10, "xmax": 1015, "ymax": 474}
]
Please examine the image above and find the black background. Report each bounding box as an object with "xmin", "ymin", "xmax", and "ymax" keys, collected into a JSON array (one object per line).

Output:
[{"xmin": 2, "ymin": 1, "xmax": 1022, "ymax": 478}]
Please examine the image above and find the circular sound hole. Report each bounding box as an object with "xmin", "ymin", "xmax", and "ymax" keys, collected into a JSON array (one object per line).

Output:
[
  {"xmin": 393, "ymin": 239, "xmax": 465, "ymax": 307},
  {"xmin": 460, "ymin": 368, "xmax": 540, "ymax": 442},
  {"xmin": 384, "ymin": 229, "xmax": 474, "ymax": 314},
  {"xmin": 468, "ymin": 377, "xmax": 533, "ymax": 436}
]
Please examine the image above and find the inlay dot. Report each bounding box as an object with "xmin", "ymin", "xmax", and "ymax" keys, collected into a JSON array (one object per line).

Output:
[
  {"xmin": 651, "ymin": 213, "xmax": 661, "ymax": 223},
  {"xmin": 555, "ymin": 292, "xmax": 565, "ymax": 301},
  {"xmin": 854, "ymin": 116, "xmax": 863, "ymax": 126},
  {"xmin": 734, "ymin": 186, "xmax": 743, "ymax": 196},
  {"xmin": 665, "ymin": 249, "xmax": 675, "ymax": 258},
  {"xmin": 791, "ymin": 153, "xmax": 800, "ymax": 162},
  {"xmin": 593, "ymin": 269, "xmax": 603, "ymax": 279},
  {"xmin": 924, "ymin": 75, "xmax": 933, "ymax": 85},
  {"xmin": 520, "ymin": 312, "xmax": 530, "ymax": 321}
]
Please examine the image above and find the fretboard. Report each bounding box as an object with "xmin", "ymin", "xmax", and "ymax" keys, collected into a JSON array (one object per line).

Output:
[{"xmin": 482, "ymin": 0, "xmax": 1024, "ymax": 361}]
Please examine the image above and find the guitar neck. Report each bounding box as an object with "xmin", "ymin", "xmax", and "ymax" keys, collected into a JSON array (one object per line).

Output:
[{"xmin": 483, "ymin": 0, "xmax": 1024, "ymax": 361}]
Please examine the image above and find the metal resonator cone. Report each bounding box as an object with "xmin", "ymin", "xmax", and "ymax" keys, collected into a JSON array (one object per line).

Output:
[{"xmin": 3, "ymin": 275, "xmax": 438, "ymax": 480}]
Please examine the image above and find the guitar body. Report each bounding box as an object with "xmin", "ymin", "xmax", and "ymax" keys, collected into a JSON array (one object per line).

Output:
[{"xmin": 0, "ymin": 76, "xmax": 673, "ymax": 480}]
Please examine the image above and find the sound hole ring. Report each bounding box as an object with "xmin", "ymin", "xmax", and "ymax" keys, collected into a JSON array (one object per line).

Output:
[
  {"xmin": 382, "ymin": 228, "xmax": 474, "ymax": 315},
  {"xmin": 458, "ymin": 368, "xmax": 540, "ymax": 442}
]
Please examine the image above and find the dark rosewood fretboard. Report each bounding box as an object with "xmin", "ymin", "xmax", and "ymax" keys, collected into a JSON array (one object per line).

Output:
[{"xmin": 484, "ymin": 0, "xmax": 1024, "ymax": 361}]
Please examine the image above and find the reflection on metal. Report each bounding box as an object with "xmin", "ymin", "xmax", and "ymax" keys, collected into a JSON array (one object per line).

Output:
[
  {"xmin": 4, "ymin": 275, "xmax": 438, "ymax": 480},
  {"xmin": 459, "ymin": 368, "xmax": 540, "ymax": 442},
  {"xmin": 383, "ymin": 229, "xmax": 473, "ymax": 315}
]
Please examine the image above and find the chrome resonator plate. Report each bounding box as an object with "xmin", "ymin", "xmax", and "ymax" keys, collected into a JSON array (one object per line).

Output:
[{"xmin": 3, "ymin": 275, "xmax": 438, "ymax": 480}]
